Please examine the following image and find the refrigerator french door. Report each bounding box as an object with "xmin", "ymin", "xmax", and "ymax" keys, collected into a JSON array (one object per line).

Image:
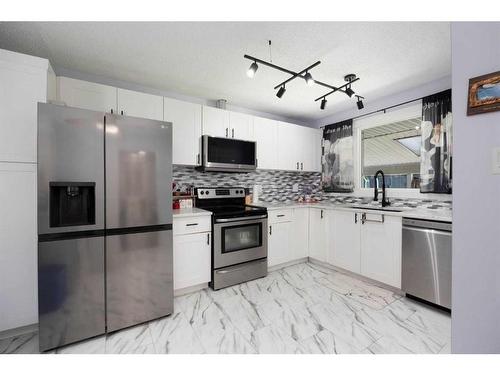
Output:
[
  {"xmin": 38, "ymin": 104, "xmax": 106, "ymax": 352},
  {"xmin": 104, "ymin": 114, "xmax": 173, "ymax": 332}
]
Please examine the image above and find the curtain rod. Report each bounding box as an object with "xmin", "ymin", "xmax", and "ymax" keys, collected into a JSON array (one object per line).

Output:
[{"xmin": 319, "ymin": 97, "xmax": 423, "ymax": 128}]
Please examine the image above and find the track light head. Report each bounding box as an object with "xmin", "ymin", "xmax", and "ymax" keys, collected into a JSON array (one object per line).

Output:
[
  {"xmin": 356, "ymin": 97, "xmax": 364, "ymax": 110},
  {"xmin": 320, "ymin": 98, "xmax": 327, "ymax": 110},
  {"xmin": 345, "ymin": 86, "xmax": 355, "ymax": 98},
  {"xmin": 247, "ymin": 62, "xmax": 258, "ymax": 78},
  {"xmin": 276, "ymin": 86, "xmax": 286, "ymax": 98},
  {"xmin": 304, "ymin": 72, "xmax": 314, "ymax": 86}
]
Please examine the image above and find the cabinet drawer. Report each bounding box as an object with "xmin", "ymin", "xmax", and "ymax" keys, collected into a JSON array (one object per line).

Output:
[
  {"xmin": 268, "ymin": 209, "xmax": 293, "ymax": 223},
  {"xmin": 173, "ymin": 216, "xmax": 211, "ymax": 235}
]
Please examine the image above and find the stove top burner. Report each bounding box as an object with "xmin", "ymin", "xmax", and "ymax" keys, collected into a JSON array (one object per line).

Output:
[{"xmin": 194, "ymin": 187, "xmax": 267, "ymax": 219}]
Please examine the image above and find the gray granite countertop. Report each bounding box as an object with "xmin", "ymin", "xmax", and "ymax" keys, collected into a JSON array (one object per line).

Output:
[{"xmin": 252, "ymin": 201, "xmax": 452, "ymax": 222}]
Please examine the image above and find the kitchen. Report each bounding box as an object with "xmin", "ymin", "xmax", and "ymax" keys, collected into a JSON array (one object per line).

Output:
[{"xmin": 0, "ymin": 18, "xmax": 498, "ymax": 360}]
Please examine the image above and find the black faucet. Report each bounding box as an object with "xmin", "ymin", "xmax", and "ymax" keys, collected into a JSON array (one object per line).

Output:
[{"xmin": 373, "ymin": 170, "xmax": 390, "ymax": 207}]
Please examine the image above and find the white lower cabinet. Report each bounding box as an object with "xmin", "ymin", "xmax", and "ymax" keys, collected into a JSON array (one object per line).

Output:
[
  {"xmin": 308, "ymin": 208, "xmax": 328, "ymax": 263},
  {"xmin": 330, "ymin": 210, "xmax": 361, "ymax": 273},
  {"xmin": 173, "ymin": 215, "xmax": 211, "ymax": 290},
  {"xmin": 292, "ymin": 208, "xmax": 309, "ymax": 259},
  {"xmin": 360, "ymin": 214, "xmax": 402, "ymax": 288},
  {"xmin": 0, "ymin": 163, "xmax": 37, "ymax": 331},
  {"xmin": 268, "ymin": 220, "xmax": 292, "ymax": 267}
]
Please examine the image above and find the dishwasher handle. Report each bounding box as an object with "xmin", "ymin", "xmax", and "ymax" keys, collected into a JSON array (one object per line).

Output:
[{"xmin": 403, "ymin": 226, "xmax": 452, "ymax": 237}]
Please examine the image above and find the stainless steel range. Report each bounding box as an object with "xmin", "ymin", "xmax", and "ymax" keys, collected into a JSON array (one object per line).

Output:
[{"xmin": 194, "ymin": 187, "xmax": 268, "ymax": 290}]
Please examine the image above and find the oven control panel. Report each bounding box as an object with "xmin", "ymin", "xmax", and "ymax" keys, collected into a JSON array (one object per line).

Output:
[{"xmin": 195, "ymin": 187, "xmax": 245, "ymax": 199}]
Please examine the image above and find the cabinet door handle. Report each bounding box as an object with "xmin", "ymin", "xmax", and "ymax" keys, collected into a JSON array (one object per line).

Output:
[
  {"xmin": 110, "ymin": 109, "xmax": 114, "ymax": 114},
  {"xmin": 197, "ymin": 153, "xmax": 200, "ymax": 165},
  {"xmin": 354, "ymin": 213, "xmax": 358, "ymax": 224},
  {"xmin": 256, "ymin": 158, "xmax": 258, "ymax": 168},
  {"xmin": 320, "ymin": 210, "xmax": 323, "ymax": 219},
  {"xmin": 207, "ymin": 233, "xmax": 210, "ymax": 245},
  {"xmin": 296, "ymin": 162, "xmax": 299, "ymax": 170},
  {"xmin": 277, "ymin": 214, "xmax": 285, "ymax": 217},
  {"xmin": 269, "ymin": 225, "xmax": 272, "ymax": 235},
  {"xmin": 186, "ymin": 223, "xmax": 199, "ymax": 227},
  {"xmin": 361, "ymin": 213, "xmax": 366, "ymax": 224},
  {"xmin": 232, "ymin": 128, "xmax": 234, "ymax": 138},
  {"xmin": 226, "ymin": 128, "xmax": 228, "ymax": 137},
  {"xmin": 121, "ymin": 110, "xmax": 124, "ymax": 116},
  {"xmin": 301, "ymin": 162, "xmax": 303, "ymax": 170}
]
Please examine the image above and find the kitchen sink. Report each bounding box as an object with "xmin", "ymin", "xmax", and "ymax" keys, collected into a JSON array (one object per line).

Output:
[{"xmin": 348, "ymin": 205, "xmax": 403, "ymax": 213}]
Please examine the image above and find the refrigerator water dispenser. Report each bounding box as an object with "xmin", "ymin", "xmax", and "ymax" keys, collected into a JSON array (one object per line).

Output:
[{"xmin": 49, "ymin": 182, "xmax": 96, "ymax": 227}]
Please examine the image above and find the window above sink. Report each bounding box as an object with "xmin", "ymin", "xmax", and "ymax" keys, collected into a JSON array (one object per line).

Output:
[{"xmin": 361, "ymin": 116, "xmax": 422, "ymax": 189}]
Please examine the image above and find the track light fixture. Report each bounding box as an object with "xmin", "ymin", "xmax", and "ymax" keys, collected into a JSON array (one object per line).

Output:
[
  {"xmin": 345, "ymin": 86, "xmax": 355, "ymax": 97},
  {"xmin": 246, "ymin": 61, "xmax": 258, "ymax": 78},
  {"xmin": 356, "ymin": 96, "xmax": 364, "ymax": 110},
  {"xmin": 304, "ymin": 72, "xmax": 314, "ymax": 86},
  {"xmin": 243, "ymin": 50, "xmax": 364, "ymax": 111},
  {"xmin": 276, "ymin": 85, "xmax": 286, "ymax": 98}
]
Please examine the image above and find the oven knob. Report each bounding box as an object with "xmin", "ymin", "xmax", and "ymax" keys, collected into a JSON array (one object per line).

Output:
[
  {"xmin": 205, "ymin": 190, "xmax": 210, "ymax": 195},
  {"xmin": 200, "ymin": 191, "xmax": 204, "ymax": 195}
]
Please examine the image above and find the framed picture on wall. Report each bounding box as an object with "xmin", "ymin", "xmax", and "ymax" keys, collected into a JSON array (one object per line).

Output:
[{"xmin": 467, "ymin": 70, "xmax": 500, "ymax": 116}]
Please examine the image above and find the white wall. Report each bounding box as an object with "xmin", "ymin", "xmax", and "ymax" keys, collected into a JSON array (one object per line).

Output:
[{"xmin": 451, "ymin": 22, "xmax": 500, "ymax": 353}]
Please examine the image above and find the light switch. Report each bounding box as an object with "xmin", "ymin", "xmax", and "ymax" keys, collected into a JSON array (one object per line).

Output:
[{"xmin": 492, "ymin": 147, "xmax": 500, "ymax": 174}]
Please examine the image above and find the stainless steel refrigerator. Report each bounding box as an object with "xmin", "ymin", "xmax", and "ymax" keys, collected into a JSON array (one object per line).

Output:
[{"xmin": 37, "ymin": 103, "xmax": 173, "ymax": 352}]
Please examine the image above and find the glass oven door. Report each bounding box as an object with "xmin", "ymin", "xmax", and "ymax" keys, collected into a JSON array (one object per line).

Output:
[{"xmin": 213, "ymin": 216, "xmax": 268, "ymax": 269}]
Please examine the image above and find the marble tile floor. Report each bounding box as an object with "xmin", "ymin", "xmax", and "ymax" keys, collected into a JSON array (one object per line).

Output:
[{"xmin": 0, "ymin": 261, "xmax": 451, "ymax": 354}]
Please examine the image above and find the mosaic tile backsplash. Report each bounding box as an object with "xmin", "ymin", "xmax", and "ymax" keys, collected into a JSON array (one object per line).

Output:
[{"xmin": 172, "ymin": 165, "xmax": 452, "ymax": 210}]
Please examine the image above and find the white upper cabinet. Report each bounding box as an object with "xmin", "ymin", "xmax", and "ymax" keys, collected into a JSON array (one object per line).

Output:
[
  {"xmin": 330, "ymin": 210, "xmax": 361, "ymax": 273},
  {"xmin": 202, "ymin": 105, "xmax": 230, "ymax": 138},
  {"xmin": 360, "ymin": 214, "xmax": 402, "ymax": 288},
  {"xmin": 253, "ymin": 116, "xmax": 278, "ymax": 170},
  {"xmin": 277, "ymin": 122, "xmax": 321, "ymax": 172},
  {"xmin": 164, "ymin": 97, "xmax": 202, "ymax": 166},
  {"xmin": 277, "ymin": 121, "xmax": 301, "ymax": 171},
  {"xmin": 0, "ymin": 49, "xmax": 51, "ymax": 163},
  {"xmin": 202, "ymin": 106, "xmax": 254, "ymax": 140},
  {"xmin": 308, "ymin": 208, "xmax": 328, "ymax": 263},
  {"xmin": 57, "ymin": 76, "xmax": 117, "ymax": 113},
  {"xmin": 117, "ymin": 88, "xmax": 163, "ymax": 121},
  {"xmin": 229, "ymin": 111, "xmax": 254, "ymax": 140}
]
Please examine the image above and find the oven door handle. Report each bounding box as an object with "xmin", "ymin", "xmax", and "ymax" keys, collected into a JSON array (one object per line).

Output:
[{"xmin": 215, "ymin": 215, "xmax": 267, "ymax": 223}]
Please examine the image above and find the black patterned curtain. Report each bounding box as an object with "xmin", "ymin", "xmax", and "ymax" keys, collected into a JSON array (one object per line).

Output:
[
  {"xmin": 321, "ymin": 120, "xmax": 354, "ymax": 193},
  {"xmin": 420, "ymin": 89, "xmax": 452, "ymax": 193}
]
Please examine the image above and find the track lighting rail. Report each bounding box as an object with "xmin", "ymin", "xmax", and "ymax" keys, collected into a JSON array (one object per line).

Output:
[
  {"xmin": 272, "ymin": 61, "xmax": 321, "ymax": 90},
  {"xmin": 244, "ymin": 53, "xmax": 364, "ymax": 110}
]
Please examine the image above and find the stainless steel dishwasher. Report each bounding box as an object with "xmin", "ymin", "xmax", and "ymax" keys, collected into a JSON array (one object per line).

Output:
[{"xmin": 402, "ymin": 218, "xmax": 452, "ymax": 309}]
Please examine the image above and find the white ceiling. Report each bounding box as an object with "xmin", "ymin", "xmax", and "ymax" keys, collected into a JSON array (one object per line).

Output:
[{"xmin": 0, "ymin": 22, "xmax": 451, "ymax": 123}]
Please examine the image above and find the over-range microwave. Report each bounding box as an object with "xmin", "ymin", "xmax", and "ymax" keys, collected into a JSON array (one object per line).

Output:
[{"xmin": 197, "ymin": 135, "xmax": 257, "ymax": 172}]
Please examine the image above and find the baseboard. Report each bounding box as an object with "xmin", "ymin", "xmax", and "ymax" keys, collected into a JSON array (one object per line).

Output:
[
  {"xmin": 174, "ymin": 282, "xmax": 209, "ymax": 297},
  {"xmin": 0, "ymin": 323, "xmax": 38, "ymax": 340},
  {"xmin": 308, "ymin": 257, "xmax": 404, "ymax": 296},
  {"xmin": 268, "ymin": 257, "xmax": 308, "ymax": 272}
]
